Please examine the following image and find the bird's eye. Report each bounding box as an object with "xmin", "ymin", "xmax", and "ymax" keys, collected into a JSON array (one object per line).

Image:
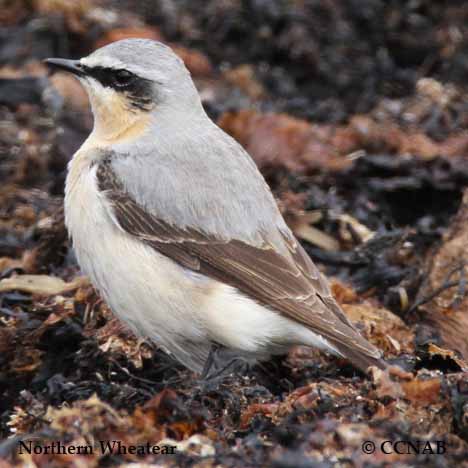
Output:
[{"xmin": 113, "ymin": 70, "xmax": 134, "ymax": 87}]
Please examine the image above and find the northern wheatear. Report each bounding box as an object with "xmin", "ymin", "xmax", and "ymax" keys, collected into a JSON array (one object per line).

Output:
[{"xmin": 45, "ymin": 39, "xmax": 386, "ymax": 375}]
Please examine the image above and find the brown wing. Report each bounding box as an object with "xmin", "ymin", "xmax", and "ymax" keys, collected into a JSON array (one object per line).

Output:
[{"xmin": 97, "ymin": 162, "xmax": 385, "ymax": 372}]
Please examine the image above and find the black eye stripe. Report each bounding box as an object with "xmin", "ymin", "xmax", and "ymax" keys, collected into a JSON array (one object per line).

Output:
[
  {"xmin": 82, "ymin": 65, "xmax": 154, "ymax": 111},
  {"xmin": 82, "ymin": 66, "xmax": 144, "ymax": 91}
]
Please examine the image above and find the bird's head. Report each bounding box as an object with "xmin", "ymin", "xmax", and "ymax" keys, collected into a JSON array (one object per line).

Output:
[{"xmin": 45, "ymin": 39, "xmax": 204, "ymax": 144}]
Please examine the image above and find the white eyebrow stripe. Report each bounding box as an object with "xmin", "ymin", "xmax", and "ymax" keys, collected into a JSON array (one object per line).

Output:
[{"xmin": 81, "ymin": 55, "xmax": 126, "ymax": 70}]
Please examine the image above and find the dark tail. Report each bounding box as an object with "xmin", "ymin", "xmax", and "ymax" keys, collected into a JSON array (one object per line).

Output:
[{"xmin": 333, "ymin": 340, "xmax": 388, "ymax": 373}]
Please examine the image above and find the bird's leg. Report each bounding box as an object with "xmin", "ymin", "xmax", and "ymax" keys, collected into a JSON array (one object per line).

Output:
[
  {"xmin": 200, "ymin": 343, "xmax": 221, "ymax": 380},
  {"xmin": 200, "ymin": 344, "xmax": 252, "ymax": 381},
  {"xmin": 187, "ymin": 347, "xmax": 254, "ymax": 409},
  {"xmin": 205, "ymin": 355, "xmax": 251, "ymax": 380}
]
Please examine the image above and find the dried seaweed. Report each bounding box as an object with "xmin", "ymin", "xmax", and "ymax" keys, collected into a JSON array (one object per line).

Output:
[{"xmin": 1, "ymin": 1, "xmax": 468, "ymax": 467}]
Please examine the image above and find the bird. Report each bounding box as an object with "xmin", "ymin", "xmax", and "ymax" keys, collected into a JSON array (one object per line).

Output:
[{"xmin": 44, "ymin": 39, "xmax": 386, "ymax": 376}]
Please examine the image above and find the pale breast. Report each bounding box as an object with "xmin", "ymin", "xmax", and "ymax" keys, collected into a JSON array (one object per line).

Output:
[
  {"xmin": 64, "ymin": 149, "xmax": 210, "ymax": 352},
  {"xmin": 64, "ymin": 151, "xmax": 112, "ymax": 281}
]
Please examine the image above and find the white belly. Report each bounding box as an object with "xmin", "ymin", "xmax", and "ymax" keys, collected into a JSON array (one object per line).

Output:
[{"xmin": 64, "ymin": 150, "xmax": 338, "ymax": 372}]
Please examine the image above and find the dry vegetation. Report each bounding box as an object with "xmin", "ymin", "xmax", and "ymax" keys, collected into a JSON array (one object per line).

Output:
[{"xmin": 0, "ymin": 1, "xmax": 467, "ymax": 467}]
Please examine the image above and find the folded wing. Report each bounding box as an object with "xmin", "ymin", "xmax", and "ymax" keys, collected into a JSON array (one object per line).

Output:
[{"xmin": 97, "ymin": 157, "xmax": 385, "ymax": 372}]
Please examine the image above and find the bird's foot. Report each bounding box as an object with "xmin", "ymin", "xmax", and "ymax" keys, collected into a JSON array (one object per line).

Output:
[{"xmin": 200, "ymin": 343, "xmax": 252, "ymax": 381}]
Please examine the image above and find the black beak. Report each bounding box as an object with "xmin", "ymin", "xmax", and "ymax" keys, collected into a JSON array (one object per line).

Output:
[{"xmin": 44, "ymin": 58, "xmax": 86, "ymax": 76}]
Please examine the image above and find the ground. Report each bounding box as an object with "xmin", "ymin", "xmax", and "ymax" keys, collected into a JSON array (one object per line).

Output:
[{"xmin": 0, "ymin": 1, "xmax": 467, "ymax": 467}]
